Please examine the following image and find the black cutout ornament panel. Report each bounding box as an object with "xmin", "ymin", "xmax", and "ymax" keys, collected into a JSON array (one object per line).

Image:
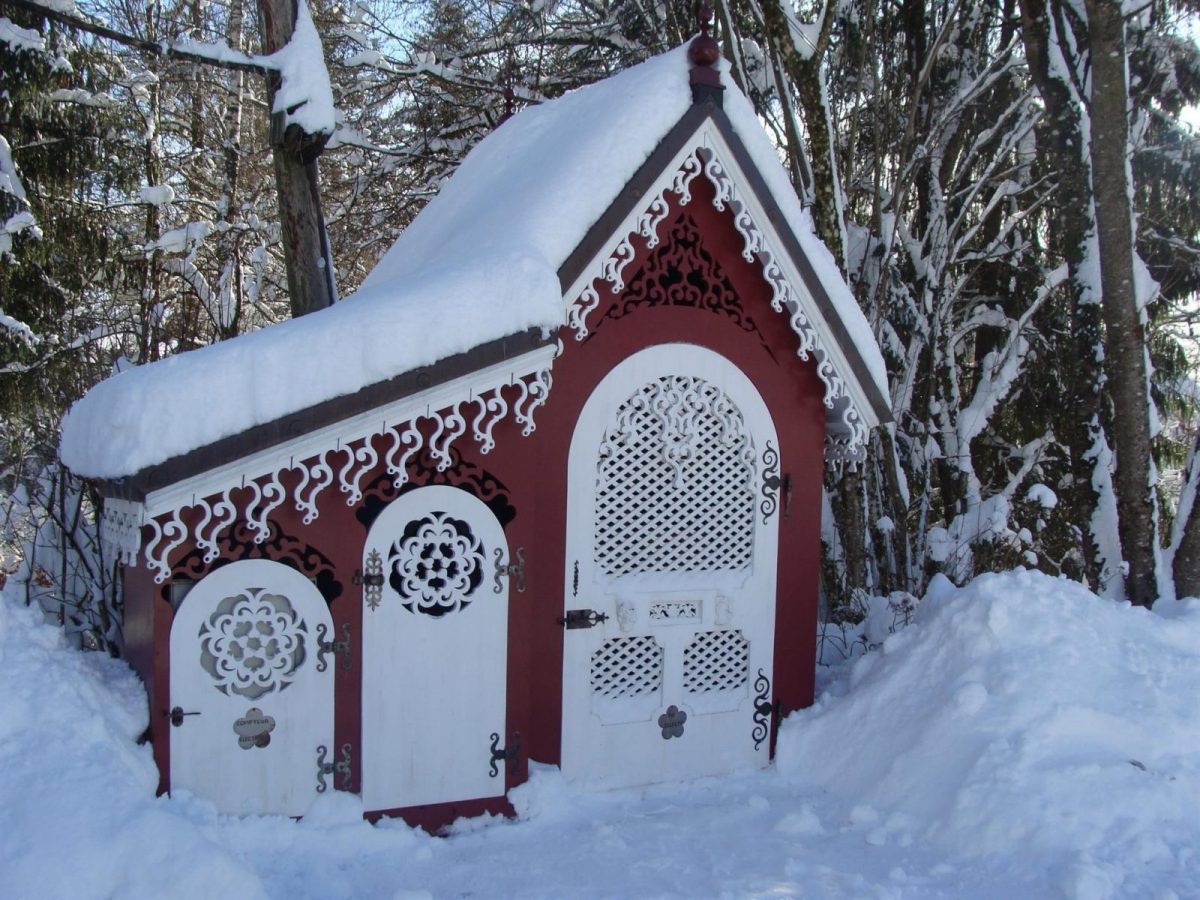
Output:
[
  {"xmin": 386, "ymin": 511, "xmax": 485, "ymax": 617},
  {"xmin": 172, "ymin": 520, "xmax": 342, "ymax": 606},
  {"xmin": 589, "ymin": 212, "xmax": 774, "ymax": 360},
  {"xmin": 357, "ymin": 445, "xmax": 515, "ymax": 532}
]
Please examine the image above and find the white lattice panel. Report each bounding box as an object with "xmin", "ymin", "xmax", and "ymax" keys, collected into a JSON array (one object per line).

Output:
[
  {"xmin": 590, "ymin": 636, "xmax": 664, "ymax": 699},
  {"xmin": 594, "ymin": 376, "xmax": 755, "ymax": 577},
  {"xmin": 683, "ymin": 630, "xmax": 750, "ymax": 694}
]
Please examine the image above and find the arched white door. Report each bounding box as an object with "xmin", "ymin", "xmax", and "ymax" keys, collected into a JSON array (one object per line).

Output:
[
  {"xmin": 361, "ymin": 485, "xmax": 511, "ymax": 810},
  {"xmin": 562, "ymin": 343, "xmax": 780, "ymax": 788},
  {"xmin": 169, "ymin": 559, "xmax": 334, "ymax": 816}
]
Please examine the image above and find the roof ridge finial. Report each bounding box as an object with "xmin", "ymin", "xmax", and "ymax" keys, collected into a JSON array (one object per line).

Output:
[{"xmin": 688, "ymin": 3, "xmax": 723, "ymax": 106}]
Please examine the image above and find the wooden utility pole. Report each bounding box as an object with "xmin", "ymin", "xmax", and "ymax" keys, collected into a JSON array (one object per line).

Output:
[{"xmin": 257, "ymin": 0, "xmax": 337, "ymax": 317}]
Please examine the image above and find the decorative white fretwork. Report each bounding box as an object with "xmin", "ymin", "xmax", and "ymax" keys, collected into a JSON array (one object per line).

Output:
[
  {"xmin": 649, "ymin": 601, "xmax": 699, "ymax": 622},
  {"xmin": 100, "ymin": 498, "xmax": 144, "ymax": 566},
  {"xmin": 594, "ymin": 375, "xmax": 756, "ymax": 579},
  {"xmin": 140, "ymin": 356, "xmax": 553, "ymax": 583},
  {"xmin": 682, "ymin": 629, "xmax": 750, "ymax": 694},
  {"xmin": 562, "ymin": 136, "xmax": 871, "ymax": 458},
  {"xmin": 387, "ymin": 512, "xmax": 485, "ymax": 617},
  {"xmin": 590, "ymin": 635, "xmax": 664, "ymax": 700},
  {"xmin": 198, "ymin": 588, "xmax": 307, "ymax": 699}
]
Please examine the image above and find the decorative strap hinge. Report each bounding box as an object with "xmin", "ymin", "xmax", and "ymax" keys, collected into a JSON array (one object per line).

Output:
[
  {"xmin": 489, "ymin": 730, "xmax": 521, "ymax": 777},
  {"xmin": 751, "ymin": 669, "xmax": 775, "ymax": 751},
  {"xmin": 557, "ymin": 608, "xmax": 609, "ymax": 629},
  {"xmin": 356, "ymin": 548, "xmax": 385, "ymax": 610},
  {"xmin": 316, "ymin": 742, "xmax": 352, "ymax": 792},
  {"xmin": 316, "ymin": 622, "xmax": 352, "ymax": 672},
  {"xmin": 760, "ymin": 441, "xmax": 791, "ymax": 524},
  {"xmin": 493, "ymin": 546, "xmax": 526, "ymax": 593}
]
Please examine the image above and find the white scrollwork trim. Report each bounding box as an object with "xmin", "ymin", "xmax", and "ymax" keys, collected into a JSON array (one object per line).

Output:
[
  {"xmin": 564, "ymin": 136, "xmax": 871, "ymax": 457},
  {"xmin": 139, "ymin": 358, "xmax": 554, "ymax": 581},
  {"xmin": 145, "ymin": 510, "xmax": 189, "ymax": 584},
  {"xmin": 100, "ymin": 498, "xmax": 144, "ymax": 566}
]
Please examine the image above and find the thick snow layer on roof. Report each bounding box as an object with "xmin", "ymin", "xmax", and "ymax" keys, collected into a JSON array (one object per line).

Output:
[{"xmin": 61, "ymin": 44, "xmax": 885, "ymax": 480}]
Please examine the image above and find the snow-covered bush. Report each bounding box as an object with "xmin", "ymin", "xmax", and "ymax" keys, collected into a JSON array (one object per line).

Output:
[{"xmin": 1, "ymin": 460, "xmax": 120, "ymax": 653}]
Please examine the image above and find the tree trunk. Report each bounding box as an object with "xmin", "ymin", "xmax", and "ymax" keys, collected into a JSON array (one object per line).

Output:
[
  {"xmin": 256, "ymin": 0, "xmax": 335, "ymax": 318},
  {"xmin": 1171, "ymin": 426, "xmax": 1200, "ymax": 597},
  {"xmin": 1017, "ymin": 0, "xmax": 1109, "ymax": 589},
  {"xmin": 1085, "ymin": 0, "xmax": 1159, "ymax": 606}
]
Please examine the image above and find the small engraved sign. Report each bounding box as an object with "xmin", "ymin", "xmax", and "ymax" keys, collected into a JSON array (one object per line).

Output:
[{"xmin": 233, "ymin": 707, "xmax": 276, "ymax": 749}]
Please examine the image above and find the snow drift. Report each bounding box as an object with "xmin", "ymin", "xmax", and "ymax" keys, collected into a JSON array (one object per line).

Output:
[
  {"xmin": 1, "ymin": 569, "xmax": 1197, "ymax": 898},
  {"xmin": 778, "ymin": 570, "xmax": 1200, "ymax": 897}
]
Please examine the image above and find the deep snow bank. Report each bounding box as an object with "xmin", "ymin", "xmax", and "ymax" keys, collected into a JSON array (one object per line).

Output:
[
  {"xmin": 1, "ymin": 571, "xmax": 1197, "ymax": 899},
  {"xmin": 777, "ymin": 570, "xmax": 1200, "ymax": 897},
  {"xmin": 0, "ymin": 592, "xmax": 269, "ymax": 899}
]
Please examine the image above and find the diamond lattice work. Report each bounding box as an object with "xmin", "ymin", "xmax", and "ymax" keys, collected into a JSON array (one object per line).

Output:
[
  {"xmin": 590, "ymin": 636, "xmax": 664, "ymax": 699},
  {"xmin": 594, "ymin": 376, "xmax": 756, "ymax": 577},
  {"xmin": 683, "ymin": 630, "xmax": 750, "ymax": 694}
]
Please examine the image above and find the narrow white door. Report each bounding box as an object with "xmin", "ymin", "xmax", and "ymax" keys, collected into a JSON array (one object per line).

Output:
[
  {"xmin": 169, "ymin": 559, "xmax": 335, "ymax": 816},
  {"xmin": 361, "ymin": 485, "xmax": 511, "ymax": 810},
  {"xmin": 561, "ymin": 343, "xmax": 779, "ymax": 788}
]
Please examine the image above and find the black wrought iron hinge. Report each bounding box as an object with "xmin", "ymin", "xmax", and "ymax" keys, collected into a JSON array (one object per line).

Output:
[
  {"xmin": 489, "ymin": 731, "xmax": 521, "ymax": 777},
  {"xmin": 557, "ymin": 608, "xmax": 609, "ymax": 629},
  {"xmin": 316, "ymin": 742, "xmax": 352, "ymax": 792},
  {"xmin": 760, "ymin": 441, "xmax": 792, "ymax": 523},
  {"xmin": 752, "ymin": 669, "xmax": 775, "ymax": 751},
  {"xmin": 356, "ymin": 549, "xmax": 385, "ymax": 610},
  {"xmin": 494, "ymin": 546, "xmax": 526, "ymax": 593},
  {"xmin": 316, "ymin": 621, "xmax": 352, "ymax": 672}
]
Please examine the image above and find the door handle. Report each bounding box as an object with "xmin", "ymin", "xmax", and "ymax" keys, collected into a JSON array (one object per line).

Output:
[{"xmin": 168, "ymin": 706, "xmax": 201, "ymax": 727}]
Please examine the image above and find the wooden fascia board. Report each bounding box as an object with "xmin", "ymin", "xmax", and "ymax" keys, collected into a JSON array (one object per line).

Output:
[{"xmin": 96, "ymin": 327, "xmax": 553, "ymax": 501}]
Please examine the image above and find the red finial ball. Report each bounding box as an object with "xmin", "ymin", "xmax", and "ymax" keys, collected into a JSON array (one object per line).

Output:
[{"xmin": 688, "ymin": 4, "xmax": 719, "ymax": 66}]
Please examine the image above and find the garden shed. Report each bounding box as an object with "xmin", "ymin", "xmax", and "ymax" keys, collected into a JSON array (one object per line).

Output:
[{"xmin": 60, "ymin": 37, "xmax": 890, "ymax": 830}]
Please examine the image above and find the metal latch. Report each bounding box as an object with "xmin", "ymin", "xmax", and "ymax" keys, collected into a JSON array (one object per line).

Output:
[
  {"xmin": 316, "ymin": 742, "xmax": 352, "ymax": 792},
  {"xmin": 316, "ymin": 622, "xmax": 352, "ymax": 672},
  {"xmin": 494, "ymin": 546, "xmax": 526, "ymax": 593},
  {"xmin": 557, "ymin": 609, "xmax": 609, "ymax": 629},
  {"xmin": 167, "ymin": 706, "xmax": 200, "ymax": 727},
  {"xmin": 489, "ymin": 731, "xmax": 521, "ymax": 777}
]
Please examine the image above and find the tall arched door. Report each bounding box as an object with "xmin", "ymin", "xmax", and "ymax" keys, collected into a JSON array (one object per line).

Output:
[
  {"xmin": 169, "ymin": 559, "xmax": 334, "ymax": 816},
  {"xmin": 361, "ymin": 485, "xmax": 511, "ymax": 811},
  {"xmin": 562, "ymin": 343, "xmax": 780, "ymax": 788}
]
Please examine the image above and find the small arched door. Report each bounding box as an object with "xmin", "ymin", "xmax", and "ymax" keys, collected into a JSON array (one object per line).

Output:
[
  {"xmin": 360, "ymin": 485, "xmax": 512, "ymax": 811},
  {"xmin": 169, "ymin": 559, "xmax": 334, "ymax": 816},
  {"xmin": 562, "ymin": 343, "xmax": 780, "ymax": 788}
]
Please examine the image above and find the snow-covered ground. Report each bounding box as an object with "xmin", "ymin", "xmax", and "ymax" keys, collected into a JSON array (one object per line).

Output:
[{"xmin": 1, "ymin": 569, "xmax": 1197, "ymax": 899}]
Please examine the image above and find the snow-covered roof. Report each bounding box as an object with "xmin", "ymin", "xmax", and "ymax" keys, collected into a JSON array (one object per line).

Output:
[{"xmin": 61, "ymin": 44, "xmax": 888, "ymax": 482}]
